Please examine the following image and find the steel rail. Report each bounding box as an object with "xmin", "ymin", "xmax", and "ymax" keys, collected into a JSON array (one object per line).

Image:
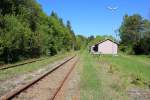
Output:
[
  {"xmin": 0, "ymin": 58, "xmax": 47, "ymax": 71},
  {"xmin": 50, "ymin": 57, "xmax": 78, "ymax": 100},
  {"xmin": 0, "ymin": 55, "xmax": 76, "ymax": 100}
]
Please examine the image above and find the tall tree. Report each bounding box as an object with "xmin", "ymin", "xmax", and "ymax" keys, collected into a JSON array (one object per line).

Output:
[
  {"xmin": 119, "ymin": 14, "xmax": 150, "ymax": 54},
  {"xmin": 119, "ymin": 14, "xmax": 143, "ymax": 45},
  {"xmin": 66, "ymin": 20, "xmax": 76, "ymax": 50}
]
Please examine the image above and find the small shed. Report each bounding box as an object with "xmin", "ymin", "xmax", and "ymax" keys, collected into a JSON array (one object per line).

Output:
[{"xmin": 90, "ymin": 39, "xmax": 118, "ymax": 55}]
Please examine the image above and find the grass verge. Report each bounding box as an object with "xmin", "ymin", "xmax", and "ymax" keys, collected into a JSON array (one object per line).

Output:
[
  {"xmin": 79, "ymin": 51, "xmax": 101, "ymax": 100},
  {"xmin": 99, "ymin": 54, "xmax": 150, "ymax": 89},
  {"xmin": 79, "ymin": 51, "xmax": 149, "ymax": 100},
  {"xmin": 0, "ymin": 52, "xmax": 75, "ymax": 81}
]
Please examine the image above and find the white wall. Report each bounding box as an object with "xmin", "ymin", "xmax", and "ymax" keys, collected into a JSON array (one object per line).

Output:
[{"xmin": 98, "ymin": 40, "xmax": 118, "ymax": 54}]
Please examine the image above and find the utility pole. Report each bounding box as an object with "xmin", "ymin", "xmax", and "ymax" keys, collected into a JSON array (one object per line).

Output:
[{"xmin": 106, "ymin": 5, "xmax": 118, "ymax": 55}]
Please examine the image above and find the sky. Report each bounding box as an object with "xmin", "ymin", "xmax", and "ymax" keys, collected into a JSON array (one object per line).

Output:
[{"xmin": 36, "ymin": 0, "xmax": 150, "ymax": 37}]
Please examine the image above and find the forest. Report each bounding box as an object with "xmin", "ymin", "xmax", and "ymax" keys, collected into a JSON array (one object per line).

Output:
[{"xmin": 0, "ymin": 0, "xmax": 78, "ymax": 63}]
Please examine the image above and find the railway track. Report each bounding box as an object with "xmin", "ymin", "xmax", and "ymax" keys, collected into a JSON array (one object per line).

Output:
[
  {"xmin": 0, "ymin": 58, "xmax": 47, "ymax": 71},
  {"xmin": 0, "ymin": 55, "xmax": 78, "ymax": 100}
]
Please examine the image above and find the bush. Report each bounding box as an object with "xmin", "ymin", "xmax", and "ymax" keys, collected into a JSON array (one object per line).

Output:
[{"xmin": 0, "ymin": 15, "xmax": 32, "ymax": 63}]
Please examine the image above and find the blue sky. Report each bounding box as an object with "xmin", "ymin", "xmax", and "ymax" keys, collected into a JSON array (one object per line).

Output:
[{"xmin": 36, "ymin": 0, "xmax": 150, "ymax": 37}]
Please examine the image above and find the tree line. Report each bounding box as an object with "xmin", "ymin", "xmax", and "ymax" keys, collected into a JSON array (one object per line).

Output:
[
  {"xmin": 86, "ymin": 14, "xmax": 150, "ymax": 55},
  {"xmin": 119, "ymin": 14, "xmax": 150, "ymax": 55},
  {"xmin": 0, "ymin": 0, "xmax": 77, "ymax": 63}
]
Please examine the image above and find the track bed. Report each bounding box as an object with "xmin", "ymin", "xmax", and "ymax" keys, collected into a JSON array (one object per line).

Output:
[{"xmin": 1, "ymin": 56, "xmax": 78, "ymax": 100}]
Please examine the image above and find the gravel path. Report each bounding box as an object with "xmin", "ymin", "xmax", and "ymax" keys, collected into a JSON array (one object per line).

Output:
[
  {"xmin": 12, "ymin": 57, "xmax": 78, "ymax": 100},
  {"xmin": 0, "ymin": 56, "xmax": 72, "ymax": 97},
  {"xmin": 128, "ymin": 88, "xmax": 150, "ymax": 100}
]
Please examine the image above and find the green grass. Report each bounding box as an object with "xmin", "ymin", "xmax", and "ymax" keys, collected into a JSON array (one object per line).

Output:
[
  {"xmin": 0, "ymin": 50, "xmax": 78, "ymax": 68},
  {"xmin": 0, "ymin": 57, "xmax": 46, "ymax": 68},
  {"xmin": 122, "ymin": 54, "xmax": 150, "ymax": 66},
  {"xmin": 79, "ymin": 51, "xmax": 150, "ymax": 100},
  {"xmin": 0, "ymin": 52, "xmax": 75, "ymax": 81},
  {"xmin": 99, "ymin": 54, "xmax": 150, "ymax": 88},
  {"xmin": 80, "ymin": 51, "xmax": 102, "ymax": 100}
]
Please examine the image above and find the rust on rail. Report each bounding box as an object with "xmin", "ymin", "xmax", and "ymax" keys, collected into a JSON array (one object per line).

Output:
[
  {"xmin": 50, "ymin": 57, "xmax": 79, "ymax": 100},
  {"xmin": 0, "ymin": 55, "xmax": 76, "ymax": 100},
  {"xmin": 0, "ymin": 58, "xmax": 47, "ymax": 71}
]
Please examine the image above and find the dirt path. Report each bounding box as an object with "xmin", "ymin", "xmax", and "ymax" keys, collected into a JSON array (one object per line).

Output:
[{"xmin": 12, "ymin": 57, "xmax": 78, "ymax": 100}]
